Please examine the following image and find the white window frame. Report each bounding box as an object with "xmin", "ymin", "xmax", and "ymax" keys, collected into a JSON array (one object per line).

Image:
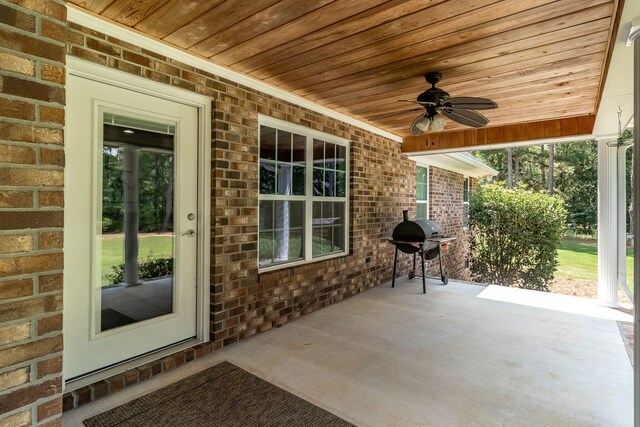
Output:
[
  {"xmin": 258, "ymin": 115, "xmax": 350, "ymax": 273},
  {"xmin": 416, "ymin": 164, "xmax": 429, "ymax": 220},
  {"xmin": 463, "ymin": 176, "xmax": 470, "ymax": 229}
]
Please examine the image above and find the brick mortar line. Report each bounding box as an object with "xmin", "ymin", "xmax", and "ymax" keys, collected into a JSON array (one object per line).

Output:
[
  {"xmin": 0, "ymin": 290, "xmax": 63, "ymax": 307},
  {"xmin": 1, "ymin": 1, "xmax": 66, "ymax": 24},
  {"xmin": 0, "ymin": 21, "xmax": 66, "ymax": 49},
  {"xmin": 0, "ymin": 93, "xmax": 66, "ymax": 111},
  {"xmin": 0, "ymin": 46, "xmax": 65, "ymax": 69}
]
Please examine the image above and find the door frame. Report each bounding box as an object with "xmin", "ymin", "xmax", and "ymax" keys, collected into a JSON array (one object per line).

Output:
[{"xmin": 64, "ymin": 57, "xmax": 211, "ymax": 385}]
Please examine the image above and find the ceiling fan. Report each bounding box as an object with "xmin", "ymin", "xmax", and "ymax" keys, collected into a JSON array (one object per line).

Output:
[{"xmin": 369, "ymin": 72, "xmax": 498, "ymax": 135}]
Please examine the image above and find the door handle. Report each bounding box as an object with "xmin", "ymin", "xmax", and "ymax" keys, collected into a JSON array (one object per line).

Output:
[{"xmin": 182, "ymin": 229, "xmax": 195, "ymax": 237}]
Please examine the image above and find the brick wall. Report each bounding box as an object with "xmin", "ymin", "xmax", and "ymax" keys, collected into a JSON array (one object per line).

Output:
[
  {"xmin": 57, "ymin": 22, "xmax": 416, "ymax": 407},
  {"xmin": 427, "ymin": 167, "xmax": 473, "ymax": 281},
  {"xmin": 0, "ymin": 0, "xmax": 67, "ymax": 426}
]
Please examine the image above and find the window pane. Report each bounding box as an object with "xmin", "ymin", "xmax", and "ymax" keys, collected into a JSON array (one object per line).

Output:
[
  {"xmin": 260, "ymin": 201, "xmax": 305, "ymax": 266},
  {"xmin": 292, "ymin": 166, "xmax": 305, "ymax": 196},
  {"xmin": 289, "ymin": 201, "xmax": 304, "ymax": 228},
  {"xmin": 276, "ymin": 164, "xmax": 292, "ymax": 195},
  {"xmin": 333, "ymin": 202, "xmax": 345, "ymax": 225},
  {"xmin": 417, "ymin": 183, "xmax": 426, "ymax": 201},
  {"xmin": 313, "ymin": 139, "xmax": 324, "ymax": 162},
  {"xmin": 313, "ymin": 168, "xmax": 323, "ymax": 196},
  {"xmin": 259, "ymin": 200, "xmax": 274, "ymax": 230},
  {"xmin": 259, "ymin": 231, "xmax": 274, "ymax": 266},
  {"xmin": 336, "ymin": 145, "xmax": 346, "ymax": 171},
  {"xmin": 325, "ymin": 143, "xmax": 335, "ymax": 169},
  {"xmin": 260, "ymin": 161, "xmax": 276, "ymax": 194},
  {"xmin": 417, "ymin": 203, "xmax": 427, "ymax": 220},
  {"xmin": 333, "ymin": 225, "xmax": 345, "ymax": 251},
  {"xmin": 336, "ymin": 172, "xmax": 346, "ymax": 197},
  {"xmin": 260, "ymin": 126, "xmax": 276, "ymax": 160},
  {"xmin": 293, "ymin": 134, "xmax": 305, "ymax": 163},
  {"xmin": 417, "ymin": 166, "xmax": 428, "ymax": 185},
  {"xmin": 324, "ymin": 170, "xmax": 335, "ymax": 196},
  {"xmin": 277, "ymin": 130, "xmax": 291, "ymax": 163},
  {"xmin": 312, "ymin": 227, "xmax": 323, "ymax": 257}
]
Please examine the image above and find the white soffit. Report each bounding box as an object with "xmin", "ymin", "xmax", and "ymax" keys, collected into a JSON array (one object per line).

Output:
[
  {"xmin": 593, "ymin": 0, "xmax": 640, "ymax": 136},
  {"xmin": 66, "ymin": 5, "xmax": 402, "ymax": 143},
  {"xmin": 411, "ymin": 153, "xmax": 498, "ymax": 178}
]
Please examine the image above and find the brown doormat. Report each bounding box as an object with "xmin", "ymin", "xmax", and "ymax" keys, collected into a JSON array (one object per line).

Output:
[{"xmin": 83, "ymin": 361, "xmax": 355, "ymax": 427}]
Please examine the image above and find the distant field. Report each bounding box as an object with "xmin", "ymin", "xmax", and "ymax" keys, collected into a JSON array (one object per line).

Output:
[{"xmin": 100, "ymin": 234, "xmax": 173, "ymax": 285}]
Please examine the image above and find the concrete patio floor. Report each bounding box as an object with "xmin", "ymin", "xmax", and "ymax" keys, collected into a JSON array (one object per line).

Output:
[{"xmin": 63, "ymin": 279, "xmax": 633, "ymax": 426}]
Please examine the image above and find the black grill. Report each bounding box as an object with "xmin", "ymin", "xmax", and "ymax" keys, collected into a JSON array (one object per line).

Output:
[{"xmin": 388, "ymin": 211, "xmax": 454, "ymax": 293}]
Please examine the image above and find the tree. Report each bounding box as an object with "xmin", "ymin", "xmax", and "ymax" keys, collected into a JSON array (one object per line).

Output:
[
  {"xmin": 469, "ymin": 183, "xmax": 567, "ymax": 291},
  {"xmin": 548, "ymin": 144, "xmax": 554, "ymax": 195}
]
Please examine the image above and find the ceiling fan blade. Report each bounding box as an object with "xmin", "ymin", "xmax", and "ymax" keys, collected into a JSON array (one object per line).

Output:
[
  {"xmin": 442, "ymin": 109, "xmax": 489, "ymax": 128},
  {"xmin": 368, "ymin": 107, "xmax": 423, "ymax": 121},
  {"xmin": 398, "ymin": 99, "xmax": 437, "ymax": 106},
  {"xmin": 445, "ymin": 97, "xmax": 497, "ymax": 110}
]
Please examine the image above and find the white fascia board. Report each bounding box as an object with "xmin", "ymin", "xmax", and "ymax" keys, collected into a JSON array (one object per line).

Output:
[
  {"xmin": 66, "ymin": 5, "xmax": 402, "ymax": 143},
  {"xmin": 412, "ymin": 153, "xmax": 498, "ymax": 178}
]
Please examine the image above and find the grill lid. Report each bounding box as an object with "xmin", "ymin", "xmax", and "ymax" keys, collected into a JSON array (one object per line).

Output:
[{"xmin": 392, "ymin": 219, "xmax": 443, "ymax": 242}]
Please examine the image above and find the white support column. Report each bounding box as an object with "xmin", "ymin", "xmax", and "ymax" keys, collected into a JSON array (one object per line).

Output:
[
  {"xmin": 597, "ymin": 138, "xmax": 620, "ymax": 306},
  {"xmin": 630, "ymin": 21, "xmax": 640, "ymax": 427}
]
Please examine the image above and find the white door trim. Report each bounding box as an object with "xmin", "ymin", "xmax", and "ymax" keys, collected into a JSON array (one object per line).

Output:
[{"xmin": 64, "ymin": 57, "xmax": 211, "ymax": 384}]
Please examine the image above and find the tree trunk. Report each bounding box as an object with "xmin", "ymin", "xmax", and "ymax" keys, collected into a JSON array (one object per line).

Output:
[
  {"xmin": 548, "ymin": 144, "xmax": 555, "ymax": 195},
  {"xmin": 507, "ymin": 148, "xmax": 513, "ymax": 188},
  {"xmin": 513, "ymin": 148, "xmax": 519, "ymax": 186},
  {"xmin": 122, "ymin": 148, "xmax": 141, "ymax": 286},
  {"xmin": 540, "ymin": 145, "xmax": 546, "ymax": 189}
]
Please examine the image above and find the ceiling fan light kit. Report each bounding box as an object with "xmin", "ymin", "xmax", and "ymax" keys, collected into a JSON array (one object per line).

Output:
[{"xmin": 370, "ymin": 71, "xmax": 498, "ymax": 135}]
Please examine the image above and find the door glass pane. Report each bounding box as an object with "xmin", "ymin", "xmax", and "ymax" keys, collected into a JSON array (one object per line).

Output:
[{"xmin": 99, "ymin": 113, "xmax": 175, "ymax": 333}]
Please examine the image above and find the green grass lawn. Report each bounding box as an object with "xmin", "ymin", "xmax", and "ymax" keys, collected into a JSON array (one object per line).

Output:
[
  {"xmin": 556, "ymin": 237, "xmax": 634, "ymax": 287},
  {"xmin": 100, "ymin": 234, "xmax": 173, "ymax": 285}
]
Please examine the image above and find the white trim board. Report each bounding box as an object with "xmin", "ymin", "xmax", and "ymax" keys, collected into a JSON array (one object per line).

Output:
[{"xmin": 66, "ymin": 4, "xmax": 402, "ymax": 143}]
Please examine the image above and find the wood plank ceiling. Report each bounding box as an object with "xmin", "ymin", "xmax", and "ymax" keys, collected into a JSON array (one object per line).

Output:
[{"xmin": 69, "ymin": 0, "xmax": 620, "ymax": 139}]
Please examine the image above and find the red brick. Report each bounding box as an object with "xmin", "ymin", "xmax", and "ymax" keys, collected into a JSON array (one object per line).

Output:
[
  {"xmin": 0, "ymin": 190, "xmax": 33, "ymax": 208},
  {"xmin": 0, "ymin": 144, "xmax": 36, "ymax": 165},
  {"xmin": 0, "ymin": 335, "xmax": 62, "ymax": 370},
  {"xmin": 68, "ymin": 46, "xmax": 107, "ymax": 66},
  {"xmin": 0, "ymin": 377, "xmax": 61, "ymax": 413},
  {"xmin": 6, "ymin": 0, "xmax": 67, "ymax": 22},
  {"xmin": 0, "ymin": 234, "xmax": 33, "ymax": 253},
  {"xmin": 0, "ymin": 168, "xmax": 64, "ymax": 187},
  {"xmin": 105, "ymin": 374, "xmax": 124, "ymax": 394},
  {"xmin": 37, "ymin": 355, "xmax": 62, "ymax": 379},
  {"xmin": 0, "ymin": 278, "xmax": 33, "ymax": 300},
  {"xmin": 39, "ymin": 105, "xmax": 64, "ymax": 125},
  {"xmin": 0, "ymin": 294, "xmax": 62, "ymax": 323},
  {"xmin": 87, "ymin": 37, "xmax": 121, "ymax": 56},
  {"xmin": 0, "ymin": 410, "xmax": 31, "ymax": 427},
  {"xmin": 37, "ymin": 313, "xmax": 62, "ymax": 335},
  {"xmin": 39, "ymin": 231, "xmax": 63, "ymax": 250},
  {"xmin": 161, "ymin": 356, "xmax": 175, "ymax": 372},
  {"xmin": 37, "ymin": 396, "xmax": 61, "ymax": 422},
  {"xmin": 40, "ymin": 149, "xmax": 64, "ymax": 167},
  {"xmin": 0, "ymin": 75, "xmax": 64, "ymax": 104},
  {"xmin": 62, "ymin": 393, "xmax": 75, "ymax": 412},
  {"xmin": 0, "ymin": 52, "xmax": 35, "ymax": 76},
  {"xmin": 0, "ymin": 97, "xmax": 35, "ymax": 120},
  {"xmin": 0, "ymin": 211, "xmax": 63, "ymax": 230},
  {"xmin": 41, "ymin": 63, "xmax": 65, "ymax": 85},
  {"xmin": 41, "ymin": 19, "xmax": 66, "ymax": 43},
  {"xmin": 39, "ymin": 274, "xmax": 62, "ymax": 293},
  {"xmin": 75, "ymin": 386, "xmax": 92, "ymax": 406},
  {"xmin": 92, "ymin": 380, "xmax": 109, "ymax": 399},
  {"xmin": 122, "ymin": 369, "xmax": 138, "ymax": 386},
  {"xmin": 0, "ymin": 3, "xmax": 35, "ymax": 32},
  {"xmin": 39, "ymin": 191, "xmax": 63, "ymax": 207},
  {"xmin": 0, "ymin": 122, "xmax": 63, "ymax": 145},
  {"xmin": 0, "ymin": 366, "xmax": 30, "ymax": 392}
]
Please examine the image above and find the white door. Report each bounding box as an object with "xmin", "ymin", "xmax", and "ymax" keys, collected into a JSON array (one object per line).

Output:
[{"xmin": 64, "ymin": 74, "xmax": 199, "ymax": 380}]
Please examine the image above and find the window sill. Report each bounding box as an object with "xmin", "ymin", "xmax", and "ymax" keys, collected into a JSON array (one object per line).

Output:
[{"xmin": 258, "ymin": 251, "xmax": 348, "ymax": 274}]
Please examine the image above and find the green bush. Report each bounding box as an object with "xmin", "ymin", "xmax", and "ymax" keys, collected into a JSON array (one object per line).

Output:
[
  {"xmin": 469, "ymin": 183, "xmax": 567, "ymax": 291},
  {"xmin": 107, "ymin": 257, "xmax": 173, "ymax": 285}
]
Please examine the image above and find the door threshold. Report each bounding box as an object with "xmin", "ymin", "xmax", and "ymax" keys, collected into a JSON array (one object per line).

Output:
[{"xmin": 64, "ymin": 338, "xmax": 203, "ymax": 392}]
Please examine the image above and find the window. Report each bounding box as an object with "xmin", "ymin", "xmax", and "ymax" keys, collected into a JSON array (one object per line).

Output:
[
  {"xmin": 259, "ymin": 117, "xmax": 349, "ymax": 270},
  {"xmin": 416, "ymin": 165, "xmax": 429, "ymax": 220},
  {"xmin": 463, "ymin": 177, "xmax": 470, "ymax": 228}
]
